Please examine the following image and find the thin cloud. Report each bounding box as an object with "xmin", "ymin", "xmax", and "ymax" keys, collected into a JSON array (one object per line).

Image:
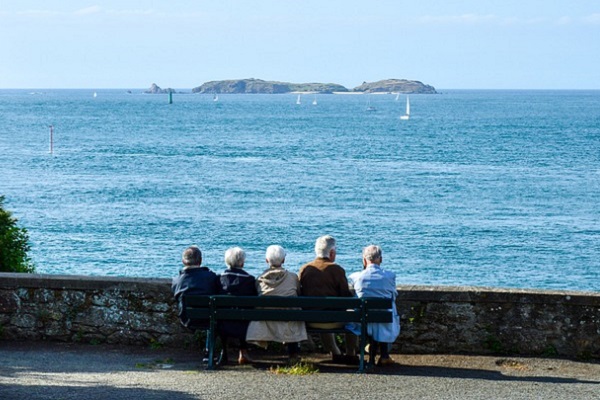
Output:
[
  {"xmin": 415, "ymin": 14, "xmax": 589, "ymax": 27},
  {"xmin": 417, "ymin": 14, "xmax": 497, "ymax": 25},
  {"xmin": 74, "ymin": 6, "xmax": 102, "ymax": 15},
  {"xmin": 582, "ymin": 13, "xmax": 600, "ymax": 24}
]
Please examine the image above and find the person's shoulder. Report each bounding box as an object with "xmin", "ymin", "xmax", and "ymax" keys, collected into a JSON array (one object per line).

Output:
[
  {"xmin": 347, "ymin": 270, "xmax": 363, "ymax": 285},
  {"xmin": 327, "ymin": 261, "xmax": 347, "ymax": 273},
  {"xmin": 383, "ymin": 268, "xmax": 396, "ymax": 279},
  {"xmin": 348, "ymin": 270, "xmax": 363, "ymax": 280}
]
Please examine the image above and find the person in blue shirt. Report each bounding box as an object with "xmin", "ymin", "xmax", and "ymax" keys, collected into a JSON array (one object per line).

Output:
[{"xmin": 348, "ymin": 245, "xmax": 400, "ymax": 366}]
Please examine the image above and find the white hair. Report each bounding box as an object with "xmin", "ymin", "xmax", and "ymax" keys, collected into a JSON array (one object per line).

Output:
[
  {"xmin": 182, "ymin": 246, "xmax": 202, "ymax": 267},
  {"xmin": 363, "ymin": 245, "xmax": 382, "ymax": 262},
  {"xmin": 315, "ymin": 235, "xmax": 336, "ymax": 258},
  {"xmin": 224, "ymin": 247, "xmax": 246, "ymax": 269},
  {"xmin": 265, "ymin": 245, "xmax": 286, "ymax": 267}
]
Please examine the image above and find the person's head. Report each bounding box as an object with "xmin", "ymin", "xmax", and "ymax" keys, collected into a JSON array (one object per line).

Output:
[
  {"xmin": 265, "ymin": 245, "xmax": 286, "ymax": 268},
  {"xmin": 362, "ymin": 245, "xmax": 382, "ymax": 267},
  {"xmin": 224, "ymin": 246, "xmax": 246, "ymax": 269},
  {"xmin": 315, "ymin": 235, "xmax": 336, "ymax": 260},
  {"xmin": 182, "ymin": 245, "xmax": 202, "ymax": 268}
]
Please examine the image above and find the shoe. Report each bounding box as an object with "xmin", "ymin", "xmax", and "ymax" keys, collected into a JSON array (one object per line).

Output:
[
  {"xmin": 331, "ymin": 354, "xmax": 345, "ymax": 364},
  {"xmin": 376, "ymin": 357, "xmax": 395, "ymax": 367},
  {"xmin": 216, "ymin": 350, "xmax": 228, "ymax": 366},
  {"xmin": 238, "ymin": 350, "xmax": 252, "ymax": 365},
  {"xmin": 331, "ymin": 354, "xmax": 359, "ymax": 365},
  {"xmin": 202, "ymin": 349, "xmax": 210, "ymax": 364}
]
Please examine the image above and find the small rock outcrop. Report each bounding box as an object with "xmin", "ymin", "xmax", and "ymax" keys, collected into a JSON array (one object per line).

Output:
[{"xmin": 144, "ymin": 83, "xmax": 176, "ymax": 94}]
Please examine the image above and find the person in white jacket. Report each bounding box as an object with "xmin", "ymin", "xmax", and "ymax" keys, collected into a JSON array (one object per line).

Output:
[{"xmin": 246, "ymin": 245, "xmax": 307, "ymax": 362}]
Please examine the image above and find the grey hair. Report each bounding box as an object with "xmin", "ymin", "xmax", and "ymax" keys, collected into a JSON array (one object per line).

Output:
[
  {"xmin": 182, "ymin": 246, "xmax": 202, "ymax": 267},
  {"xmin": 315, "ymin": 235, "xmax": 336, "ymax": 258},
  {"xmin": 265, "ymin": 245, "xmax": 286, "ymax": 267},
  {"xmin": 363, "ymin": 245, "xmax": 382, "ymax": 262},
  {"xmin": 224, "ymin": 247, "xmax": 246, "ymax": 269}
]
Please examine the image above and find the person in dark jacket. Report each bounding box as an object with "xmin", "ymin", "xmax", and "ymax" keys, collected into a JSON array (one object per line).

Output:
[
  {"xmin": 218, "ymin": 247, "xmax": 257, "ymax": 365},
  {"xmin": 172, "ymin": 245, "xmax": 221, "ymax": 362}
]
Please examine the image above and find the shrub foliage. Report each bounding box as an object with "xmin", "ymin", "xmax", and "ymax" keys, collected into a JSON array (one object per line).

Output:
[{"xmin": 0, "ymin": 195, "xmax": 35, "ymax": 273}]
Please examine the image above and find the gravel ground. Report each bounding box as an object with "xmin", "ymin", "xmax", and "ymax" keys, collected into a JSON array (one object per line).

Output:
[{"xmin": 1, "ymin": 342, "xmax": 599, "ymax": 399}]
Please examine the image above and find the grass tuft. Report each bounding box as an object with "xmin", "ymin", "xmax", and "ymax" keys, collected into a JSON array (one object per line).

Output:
[{"xmin": 269, "ymin": 362, "xmax": 319, "ymax": 375}]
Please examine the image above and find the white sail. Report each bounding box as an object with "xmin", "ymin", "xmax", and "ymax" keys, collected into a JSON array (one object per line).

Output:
[
  {"xmin": 213, "ymin": 93, "xmax": 219, "ymax": 102},
  {"xmin": 296, "ymin": 95, "xmax": 301, "ymax": 104},
  {"xmin": 366, "ymin": 95, "xmax": 376, "ymax": 111},
  {"xmin": 400, "ymin": 96, "xmax": 410, "ymax": 120},
  {"xmin": 312, "ymin": 96, "xmax": 317, "ymax": 105},
  {"xmin": 395, "ymin": 92, "xmax": 400, "ymax": 101}
]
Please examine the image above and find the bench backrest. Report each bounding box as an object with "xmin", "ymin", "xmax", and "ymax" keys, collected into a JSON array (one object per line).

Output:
[{"xmin": 183, "ymin": 295, "xmax": 393, "ymax": 323}]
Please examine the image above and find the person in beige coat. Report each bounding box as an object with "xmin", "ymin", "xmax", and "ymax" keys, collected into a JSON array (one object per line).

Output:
[{"xmin": 246, "ymin": 245, "xmax": 307, "ymax": 362}]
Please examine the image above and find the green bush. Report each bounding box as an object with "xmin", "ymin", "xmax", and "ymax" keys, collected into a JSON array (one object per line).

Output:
[{"xmin": 0, "ymin": 195, "xmax": 35, "ymax": 273}]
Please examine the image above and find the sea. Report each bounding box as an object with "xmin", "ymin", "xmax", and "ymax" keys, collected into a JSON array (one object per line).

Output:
[{"xmin": 0, "ymin": 89, "xmax": 598, "ymax": 292}]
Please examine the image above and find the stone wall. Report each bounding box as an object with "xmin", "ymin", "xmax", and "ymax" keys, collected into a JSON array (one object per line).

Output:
[{"xmin": 1, "ymin": 273, "xmax": 599, "ymax": 359}]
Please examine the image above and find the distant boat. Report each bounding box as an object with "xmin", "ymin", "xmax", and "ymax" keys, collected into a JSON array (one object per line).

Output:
[
  {"xmin": 400, "ymin": 96, "xmax": 410, "ymax": 120},
  {"xmin": 366, "ymin": 95, "xmax": 376, "ymax": 111},
  {"xmin": 312, "ymin": 96, "xmax": 317, "ymax": 105},
  {"xmin": 213, "ymin": 93, "xmax": 219, "ymax": 102},
  {"xmin": 395, "ymin": 92, "xmax": 400, "ymax": 101},
  {"xmin": 296, "ymin": 94, "xmax": 301, "ymax": 105},
  {"xmin": 93, "ymin": 92, "xmax": 97, "ymax": 98}
]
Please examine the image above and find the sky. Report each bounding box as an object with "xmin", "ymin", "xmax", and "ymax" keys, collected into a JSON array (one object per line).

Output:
[{"xmin": 1, "ymin": 1, "xmax": 599, "ymax": 89}]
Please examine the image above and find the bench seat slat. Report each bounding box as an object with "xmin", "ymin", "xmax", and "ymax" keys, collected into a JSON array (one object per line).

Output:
[
  {"xmin": 186, "ymin": 308, "xmax": 392, "ymax": 323},
  {"xmin": 184, "ymin": 295, "xmax": 391, "ymax": 309}
]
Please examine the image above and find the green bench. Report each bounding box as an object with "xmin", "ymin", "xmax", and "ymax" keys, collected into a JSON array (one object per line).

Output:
[{"xmin": 183, "ymin": 295, "xmax": 394, "ymax": 372}]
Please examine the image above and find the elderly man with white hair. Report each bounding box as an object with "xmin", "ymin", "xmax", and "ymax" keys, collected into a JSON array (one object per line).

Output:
[
  {"xmin": 348, "ymin": 245, "xmax": 400, "ymax": 366},
  {"xmin": 246, "ymin": 245, "xmax": 307, "ymax": 363},
  {"xmin": 299, "ymin": 235, "xmax": 358, "ymax": 363}
]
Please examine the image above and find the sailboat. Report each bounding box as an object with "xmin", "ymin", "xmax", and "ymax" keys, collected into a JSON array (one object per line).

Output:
[
  {"xmin": 312, "ymin": 95, "xmax": 317, "ymax": 105},
  {"xmin": 365, "ymin": 95, "xmax": 376, "ymax": 111},
  {"xmin": 296, "ymin": 94, "xmax": 301, "ymax": 105},
  {"xmin": 213, "ymin": 93, "xmax": 219, "ymax": 102},
  {"xmin": 395, "ymin": 92, "xmax": 400, "ymax": 101},
  {"xmin": 400, "ymin": 96, "xmax": 410, "ymax": 120},
  {"xmin": 93, "ymin": 92, "xmax": 97, "ymax": 98}
]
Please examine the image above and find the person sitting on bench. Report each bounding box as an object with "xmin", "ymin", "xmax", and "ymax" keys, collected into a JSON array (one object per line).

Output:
[
  {"xmin": 172, "ymin": 245, "xmax": 222, "ymax": 362},
  {"xmin": 299, "ymin": 235, "xmax": 358, "ymax": 363},
  {"xmin": 348, "ymin": 245, "xmax": 400, "ymax": 366},
  {"xmin": 218, "ymin": 246, "xmax": 257, "ymax": 365},
  {"xmin": 246, "ymin": 245, "xmax": 307, "ymax": 363}
]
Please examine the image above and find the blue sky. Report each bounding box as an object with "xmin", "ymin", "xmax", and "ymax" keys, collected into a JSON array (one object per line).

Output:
[{"xmin": 1, "ymin": 1, "xmax": 599, "ymax": 89}]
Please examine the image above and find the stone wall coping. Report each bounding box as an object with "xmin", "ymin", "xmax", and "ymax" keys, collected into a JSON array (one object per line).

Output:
[
  {"xmin": 0, "ymin": 272, "xmax": 170, "ymax": 291},
  {"xmin": 1, "ymin": 273, "xmax": 598, "ymax": 306},
  {"xmin": 395, "ymin": 285, "xmax": 600, "ymax": 306}
]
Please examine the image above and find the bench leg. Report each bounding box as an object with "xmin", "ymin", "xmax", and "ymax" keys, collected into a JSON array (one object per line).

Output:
[{"xmin": 207, "ymin": 329, "xmax": 215, "ymax": 370}]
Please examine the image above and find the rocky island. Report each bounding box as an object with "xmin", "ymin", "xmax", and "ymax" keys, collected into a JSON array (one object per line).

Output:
[
  {"xmin": 353, "ymin": 79, "xmax": 437, "ymax": 94},
  {"xmin": 192, "ymin": 78, "xmax": 348, "ymax": 94},
  {"xmin": 145, "ymin": 78, "xmax": 436, "ymax": 94}
]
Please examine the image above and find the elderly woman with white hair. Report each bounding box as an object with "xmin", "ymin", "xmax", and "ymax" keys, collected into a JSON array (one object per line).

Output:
[
  {"xmin": 246, "ymin": 245, "xmax": 307, "ymax": 363},
  {"xmin": 218, "ymin": 247, "xmax": 257, "ymax": 365}
]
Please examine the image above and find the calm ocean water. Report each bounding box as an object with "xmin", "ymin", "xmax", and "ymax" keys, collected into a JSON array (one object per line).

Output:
[{"xmin": 0, "ymin": 89, "xmax": 598, "ymax": 292}]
